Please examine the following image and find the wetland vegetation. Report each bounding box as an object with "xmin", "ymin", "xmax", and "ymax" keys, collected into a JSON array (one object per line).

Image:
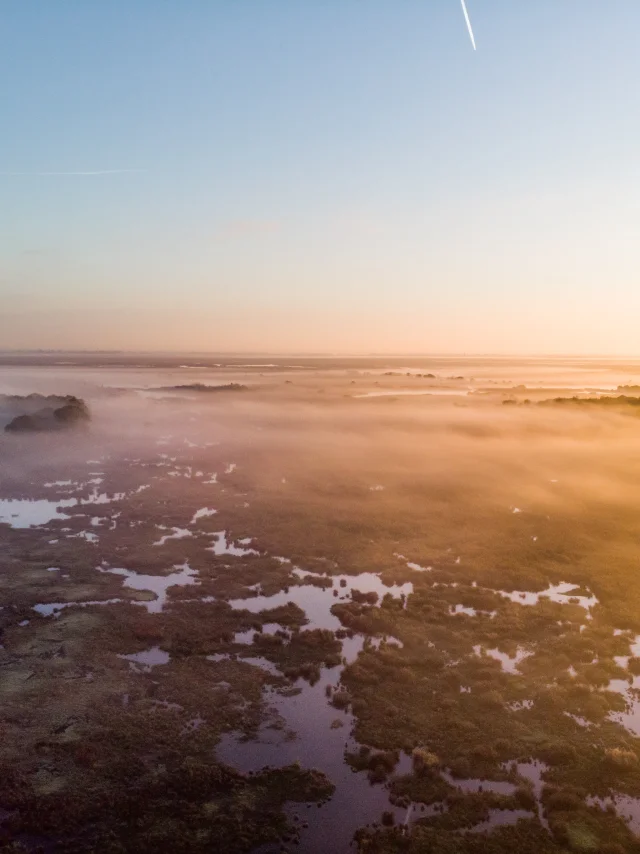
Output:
[{"xmin": 3, "ymin": 356, "xmax": 640, "ymax": 852}]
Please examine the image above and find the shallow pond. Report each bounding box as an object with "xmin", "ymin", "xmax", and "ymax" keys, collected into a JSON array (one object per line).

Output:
[
  {"xmin": 119, "ymin": 646, "xmax": 171, "ymax": 671},
  {"xmin": 153, "ymin": 526, "xmax": 193, "ymax": 546},
  {"xmin": 98, "ymin": 561, "xmax": 199, "ymax": 612},
  {"xmin": 496, "ymin": 581, "xmax": 598, "ymax": 612},
  {"xmin": 474, "ymin": 645, "xmax": 532, "ymax": 674},
  {"xmin": 228, "ymin": 571, "xmax": 412, "ymax": 633},
  {"xmin": 589, "ymin": 794, "xmax": 640, "ymax": 835},
  {"xmin": 217, "ymin": 572, "xmax": 421, "ymax": 852},
  {"xmin": 207, "ymin": 530, "xmax": 259, "ymax": 557},
  {"xmin": 0, "ymin": 498, "xmax": 76, "ymax": 528},
  {"xmin": 217, "ymin": 641, "xmax": 415, "ymax": 854}
]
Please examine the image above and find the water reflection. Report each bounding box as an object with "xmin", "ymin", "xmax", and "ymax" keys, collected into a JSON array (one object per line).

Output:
[
  {"xmin": 217, "ymin": 651, "xmax": 413, "ymax": 854},
  {"xmin": 97, "ymin": 561, "xmax": 199, "ymax": 612},
  {"xmin": 217, "ymin": 570, "xmax": 419, "ymax": 852},
  {"xmin": 119, "ymin": 646, "xmax": 171, "ymax": 671},
  {"xmin": 0, "ymin": 498, "xmax": 75, "ymax": 528},
  {"xmin": 228, "ymin": 571, "xmax": 412, "ymax": 633}
]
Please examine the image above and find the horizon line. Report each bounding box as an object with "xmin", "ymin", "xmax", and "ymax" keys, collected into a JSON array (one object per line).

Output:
[{"xmin": 1, "ymin": 348, "xmax": 639, "ymax": 360}]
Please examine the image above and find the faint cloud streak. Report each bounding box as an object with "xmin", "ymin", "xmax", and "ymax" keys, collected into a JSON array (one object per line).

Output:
[{"xmin": 0, "ymin": 169, "xmax": 146, "ymax": 176}]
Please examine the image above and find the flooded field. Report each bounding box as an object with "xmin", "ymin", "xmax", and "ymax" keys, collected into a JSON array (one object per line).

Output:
[{"xmin": 4, "ymin": 354, "xmax": 640, "ymax": 852}]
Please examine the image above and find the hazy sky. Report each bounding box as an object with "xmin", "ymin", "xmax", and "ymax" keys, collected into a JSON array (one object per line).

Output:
[{"xmin": 2, "ymin": 1, "xmax": 639, "ymax": 354}]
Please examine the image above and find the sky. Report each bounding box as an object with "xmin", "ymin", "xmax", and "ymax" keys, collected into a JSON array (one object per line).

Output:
[{"xmin": 1, "ymin": 1, "xmax": 639, "ymax": 354}]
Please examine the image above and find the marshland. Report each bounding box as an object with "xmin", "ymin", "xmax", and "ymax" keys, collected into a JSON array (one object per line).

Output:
[{"xmin": 3, "ymin": 354, "xmax": 640, "ymax": 852}]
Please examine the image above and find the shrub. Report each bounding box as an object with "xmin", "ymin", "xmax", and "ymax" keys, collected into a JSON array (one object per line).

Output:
[
  {"xmin": 546, "ymin": 790, "xmax": 583, "ymax": 812},
  {"xmin": 331, "ymin": 690, "xmax": 351, "ymax": 710},
  {"xmin": 604, "ymin": 747, "xmax": 638, "ymax": 769},
  {"xmin": 412, "ymin": 747, "xmax": 440, "ymax": 772}
]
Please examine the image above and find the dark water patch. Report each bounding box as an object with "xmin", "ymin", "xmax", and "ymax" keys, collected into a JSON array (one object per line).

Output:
[{"xmin": 217, "ymin": 659, "xmax": 413, "ymax": 854}]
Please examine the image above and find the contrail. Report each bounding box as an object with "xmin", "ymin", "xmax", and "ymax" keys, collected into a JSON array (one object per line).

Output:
[
  {"xmin": 460, "ymin": 0, "xmax": 477, "ymax": 50},
  {"xmin": 0, "ymin": 169, "xmax": 145, "ymax": 176}
]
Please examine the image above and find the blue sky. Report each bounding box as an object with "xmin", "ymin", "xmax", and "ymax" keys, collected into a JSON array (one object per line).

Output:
[{"xmin": 2, "ymin": 1, "xmax": 639, "ymax": 353}]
